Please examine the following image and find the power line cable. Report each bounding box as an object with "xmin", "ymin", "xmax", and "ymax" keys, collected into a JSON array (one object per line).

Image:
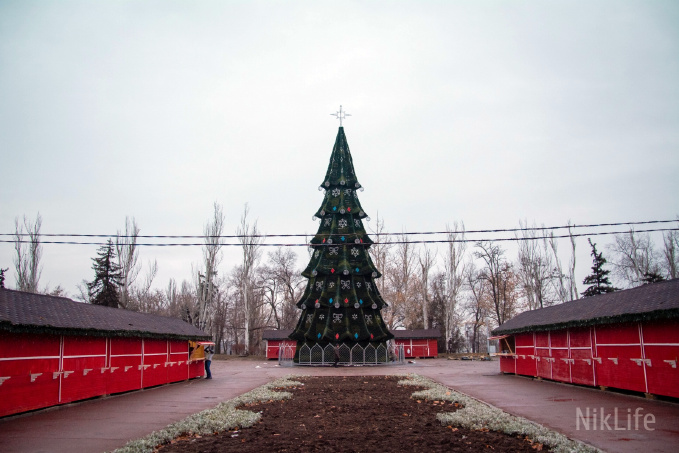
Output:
[
  {"xmin": 3, "ymin": 219, "xmax": 677, "ymax": 240},
  {"xmin": 3, "ymin": 227, "xmax": 678, "ymax": 247}
]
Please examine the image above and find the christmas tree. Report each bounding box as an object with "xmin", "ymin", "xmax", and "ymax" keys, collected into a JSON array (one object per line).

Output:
[
  {"xmin": 581, "ymin": 239, "xmax": 617, "ymax": 297},
  {"xmin": 289, "ymin": 125, "xmax": 393, "ymax": 363}
]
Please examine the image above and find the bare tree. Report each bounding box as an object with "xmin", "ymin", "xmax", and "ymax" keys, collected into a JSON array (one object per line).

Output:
[
  {"xmin": 516, "ymin": 221, "xmax": 555, "ymax": 309},
  {"xmin": 662, "ymin": 229, "xmax": 679, "ymax": 279},
  {"xmin": 129, "ymin": 260, "xmax": 158, "ymax": 312},
  {"xmin": 198, "ymin": 202, "xmax": 225, "ymax": 330},
  {"xmin": 237, "ymin": 203, "xmax": 263, "ymax": 354},
  {"xmin": 474, "ymin": 241, "xmax": 519, "ymax": 327},
  {"xmin": 13, "ymin": 213, "xmax": 42, "ymax": 293},
  {"xmin": 368, "ymin": 212, "xmax": 392, "ymax": 299},
  {"xmin": 260, "ymin": 247, "xmax": 303, "ymax": 330},
  {"xmin": 211, "ymin": 283, "xmax": 231, "ymax": 353},
  {"xmin": 417, "ymin": 246, "xmax": 436, "ymax": 329},
  {"xmin": 444, "ymin": 222, "xmax": 466, "ymax": 352},
  {"xmin": 463, "ymin": 261, "xmax": 489, "ymax": 353},
  {"xmin": 384, "ymin": 231, "xmax": 415, "ymax": 329},
  {"xmin": 608, "ymin": 229, "xmax": 662, "ymax": 288},
  {"xmin": 116, "ymin": 217, "xmax": 141, "ymax": 309},
  {"xmin": 567, "ymin": 222, "xmax": 578, "ymax": 300}
]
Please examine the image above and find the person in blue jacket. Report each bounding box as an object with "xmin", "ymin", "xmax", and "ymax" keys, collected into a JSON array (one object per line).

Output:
[{"xmin": 204, "ymin": 345, "xmax": 214, "ymax": 379}]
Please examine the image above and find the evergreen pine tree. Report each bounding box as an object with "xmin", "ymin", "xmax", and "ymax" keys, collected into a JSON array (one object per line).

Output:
[
  {"xmin": 581, "ymin": 239, "xmax": 617, "ymax": 297},
  {"xmin": 641, "ymin": 271, "xmax": 665, "ymax": 284},
  {"xmin": 87, "ymin": 239, "xmax": 123, "ymax": 308},
  {"xmin": 289, "ymin": 126, "xmax": 394, "ymax": 362},
  {"xmin": 0, "ymin": 268, "xmax": 7, "ymax": 289}
]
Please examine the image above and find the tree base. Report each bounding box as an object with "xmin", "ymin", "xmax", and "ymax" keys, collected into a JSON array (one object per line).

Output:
[{"xmin": 292, "ymin": 340, "xmax": 393, "ymax": 365}]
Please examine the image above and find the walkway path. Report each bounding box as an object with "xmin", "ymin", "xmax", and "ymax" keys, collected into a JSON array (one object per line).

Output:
[{"xmin": 0, "ymin": 358, "xmax": 677, "ymax": 452}]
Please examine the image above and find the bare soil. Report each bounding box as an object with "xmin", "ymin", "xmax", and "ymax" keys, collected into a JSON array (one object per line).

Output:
[{"xmin": 159, "ymin": 376, "xmax": 548, "ymax": 452}]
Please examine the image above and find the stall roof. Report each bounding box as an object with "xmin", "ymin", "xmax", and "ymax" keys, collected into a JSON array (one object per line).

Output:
[
  {"xmin": 391, "ymin": 328, "xmax": 440, "ymax": 339},
  {"xmin": 262, "ymin": 329, "xmax": 294, "ymax": 340},
  {"xmin": 262, "ymin": 328, "xmax": 440, "ymax": 340},
  {"xmin": 492, "ymin": 278, "xmax": 679, "ymax": 336},
  {"xmin": 0, "ymin": 288, "xmax": 211, "ymax": 340}
]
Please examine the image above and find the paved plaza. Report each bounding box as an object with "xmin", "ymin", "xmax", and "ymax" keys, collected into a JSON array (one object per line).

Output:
[{"xmin": 1, "ymin": 357, "xmax": 677, "ymax": 452}]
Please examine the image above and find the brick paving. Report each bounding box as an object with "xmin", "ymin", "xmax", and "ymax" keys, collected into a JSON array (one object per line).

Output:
[{"xmin": 0, "ymin": 357, "xmax": 677, "ymax": 452}]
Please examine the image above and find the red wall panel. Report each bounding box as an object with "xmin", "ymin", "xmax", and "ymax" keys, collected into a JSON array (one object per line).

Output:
[
  {"xmin": 395, "ymin": 339, "xmax": 437, "ymax": 358},
  {"xmin": 0, "ymin": 371, "xmax": 60, "ymax": 417},
  {"xmin": 568, "ymin": 327, "xmax": 592, "ymax": 348},
  {"xmin": 594, "ymin": 345, "xmax": 646, "ymax": 392},
  {"xmin": 0, "ymin": 332, "xmax": 201, "ymax": 418},
  {"xmin": 535, "ymin": 347, "xmax": 551, "ymax": 379},
  {"xmin": 639, "ymin": 319, "xmax": 679, "ymax": 343},
  {"xmin": 0, "ymin": 332, "xmax": 61, "ymax": 417},
  {"xmin": 551, "ymin": 348, "xmax": 570, "ymax": 383},
  {"xmin": 515, "ymin": 332, "xmax": 535, "ymax": 347},
  {"xmin": 570, "ymin": 348, "xmax": 595, "ymax": 386},
  {"xmin": 595, "ymin": 322, "xmax": 639, "ymax": 344},
  {"xmin": 61, "ymin": 336, "xmax": 108, "ymax": 403},
  {"xmin": 550, "ymin": 330, "xmax": 568, "ymax": 348},
  {"xmin": 108, "ymin": 337, "xmax": 143, "ymax": 394},
  {"xmin": 515, "ymin": 332, "xmax": 536, "ymax": 376},
  {"xmin": 502, "ymin": 320, "xmax": 678, "ymax": 398},
  {"xmin": 168, "ymin": 340, "xmax": 189, "ymax": 383},
  {"xmin": 499, "ymin": 355, "xmax": 516, "ymax": 373},
  {"xmin": 189, "ymin": 360, "xmax": 204, "ymax": 379},
  {"xmin": 533, "ymin": 331, "xmax": 547, "ymax": 349},
  {"xmin": 643, "ymin": 345, "xmax": 679, "ymax": 398},
  {"xmin": 142, "ymin": 339, "xmax": 168, "ymax": 388}
]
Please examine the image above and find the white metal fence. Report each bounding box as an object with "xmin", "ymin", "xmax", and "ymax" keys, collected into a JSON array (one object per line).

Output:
[{"xmin": 278, "ymin": 342, "xmax": 405, "ymax": 366}]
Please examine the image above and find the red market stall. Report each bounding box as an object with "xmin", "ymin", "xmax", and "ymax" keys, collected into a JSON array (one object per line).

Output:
[
  {"xmin": 392, "ymin": 329, "xmax": 440, "ymax": 358},
  {"xmin": 0, "ymin": 288, "xmax": 211, "ymax": 418},
  {"xmin": 491, "ymin": 279, "xmax": 679, "ymax": 398},
  {"xmin": 263, "ymin": 330, "xmax": 296, "ymax": 359},
  {"xmin": 263, "ymin": 328, "xmax": 440, "ymax": 359}
]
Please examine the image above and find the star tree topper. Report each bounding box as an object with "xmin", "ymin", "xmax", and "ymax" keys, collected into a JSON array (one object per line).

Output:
[{"xmin": 330, "ymin": 105, "xmax": 351, "ymax": 126}]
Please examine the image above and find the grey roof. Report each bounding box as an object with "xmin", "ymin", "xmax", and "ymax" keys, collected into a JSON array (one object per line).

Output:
[
  {"xmin": 0, "ymin": 288, "xmax": 210, "ymax": 340},
  {"xmin": 262, "ymin": 328, "xmax": 440, "ymax": 340},
  {"xmin": 391, "ymin": 328, "xmax": 440, "ymax": 339},
  {"xmin": 262, "ymin": 329, "xmax": 293, "ymax": 340},
  {"xmin": 493, "ymin": 278, "xmax": 679, "ymax": 336}
]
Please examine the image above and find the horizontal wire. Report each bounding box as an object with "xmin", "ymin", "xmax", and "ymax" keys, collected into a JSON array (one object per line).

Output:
[
  {"xmin": 3, "ymin": 219, "xmax": 677, "ymax": 240},
  {"xmin": 3, "ymin": 227, "xmax": 678, "ymax": 247}
]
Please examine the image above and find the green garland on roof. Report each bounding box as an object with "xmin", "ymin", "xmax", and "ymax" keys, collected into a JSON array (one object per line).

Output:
[
  {"xmin": 492, "ymin": 308, "xmax": 679, "ymax": 336},
  {"xmin": 0, "ymin": 323, "xmax": 211, "ymax": 341}
]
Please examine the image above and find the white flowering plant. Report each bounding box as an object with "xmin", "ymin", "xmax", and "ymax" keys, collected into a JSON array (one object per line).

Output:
[
  {"xmin": 112, "ymin": 375, "xmax": 303, "ymax": 453},
  {"xmin": 397, "ymin": 374, "xmax": 601, "ymax": 453}
]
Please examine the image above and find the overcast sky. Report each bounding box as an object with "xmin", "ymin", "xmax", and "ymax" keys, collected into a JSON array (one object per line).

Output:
[{"xmin": 1, "ymin": 0, "xmax": 678, "ymax": 296}]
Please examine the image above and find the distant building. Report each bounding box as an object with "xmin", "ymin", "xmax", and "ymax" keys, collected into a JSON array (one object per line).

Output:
[
  {"xmin": 262, "ymin": 328, "xmax": 440, "ymax": 359},
  {"xmin": 491, "ymin": 279, "xmax": 679, "ymax": 398},
  {"xmin": 0, "ymin": 288, "xmax": 211, "ymax": 417},
  {"xmin": 392, "ymin": 328, "xmax": 440, "ymax": 358}
]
